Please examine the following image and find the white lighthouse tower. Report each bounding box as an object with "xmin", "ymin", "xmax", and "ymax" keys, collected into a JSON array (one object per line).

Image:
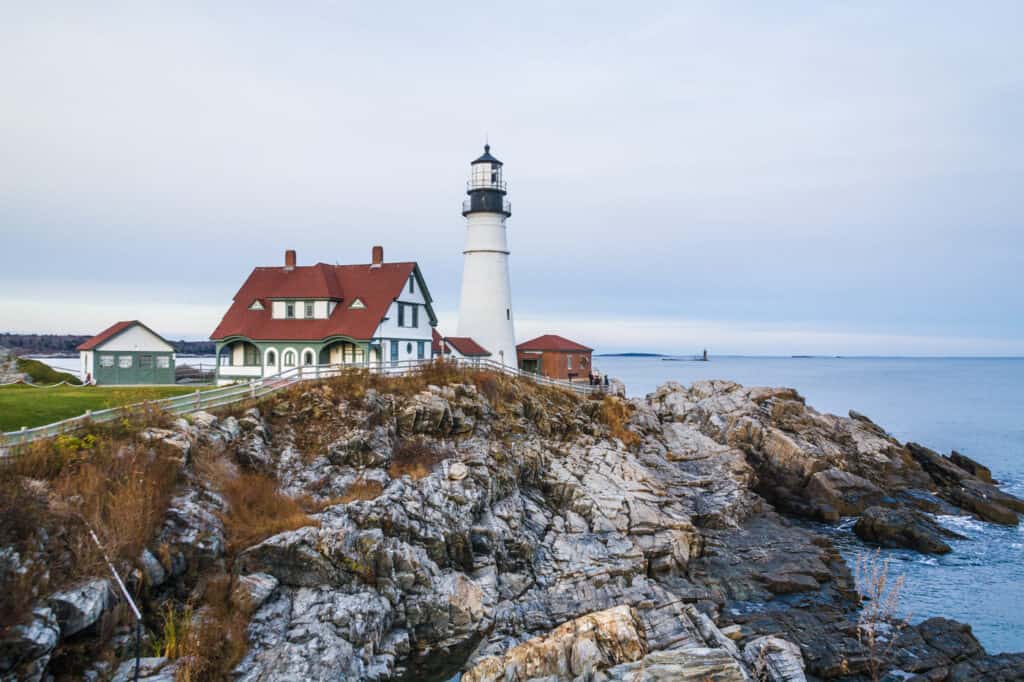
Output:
[{"xmin": 457, "ymin": 145, "xmax": 517, "ymax": 366}]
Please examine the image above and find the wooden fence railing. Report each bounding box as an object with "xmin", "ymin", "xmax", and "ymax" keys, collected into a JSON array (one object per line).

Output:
[{"xmin": 0, "ymin": 358, "xmax": 605, "ymax": 451}]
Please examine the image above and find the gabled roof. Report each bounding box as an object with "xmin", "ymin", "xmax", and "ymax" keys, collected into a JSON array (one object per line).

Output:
[
  {"xmin": 210, "ymin": 260, "xmax": 437, "ymax": 342},
  {"xmin": 77, "ymin": 320, "xmax": 171, "ymax": 351},
  {"xmin": 445, "ymin": 337, "xmax": 490, "ymax": 357},
  {"xmin": 517, "ymin": 334, "xmax": 593, "ymax": 353},
  {"xmin": 432, "ymin": 329, "xmax": 490, "ymax": 357}
]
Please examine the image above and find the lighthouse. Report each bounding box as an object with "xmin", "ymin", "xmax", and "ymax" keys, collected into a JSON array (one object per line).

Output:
[{"xmin": 456, "ymin": 144, "xmax": 517, "ymax": 366}]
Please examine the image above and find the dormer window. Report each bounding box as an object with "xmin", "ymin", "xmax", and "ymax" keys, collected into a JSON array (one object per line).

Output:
[
  {"xmin": 349, "ymin": 298, "xmax": 366, "ymax": 310},
  {"xmin": 249, "ymin": 300, "xmax": 264, "ymax": 311}
]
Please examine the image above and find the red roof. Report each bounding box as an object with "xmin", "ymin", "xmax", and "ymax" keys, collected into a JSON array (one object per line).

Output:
[
  {"xmin": 444, "ymin": 337, "xmax": 491, "ymax": 357},
  {"xmin": 211, "ymin": 261, "xmax": 432, "ymax": 342},
  {"xmin": 77, "ymin": 321, "xmax": 168, "ymax": 351},
  {"xmin": 517, "ymin": 334, "xmax": 593, "ymax": 353},
  {"xmin": 432, "ymin": 329, "xmax": 490, "ymax": 357}
]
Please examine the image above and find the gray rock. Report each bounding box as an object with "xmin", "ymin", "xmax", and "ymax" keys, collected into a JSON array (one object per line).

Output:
[
  {"xmin": 139, "ymin": 548, "xmax": 166, "ymax": 588},
  {"xmin": 48, "ymin": 579, "xmax": 113, "ymax": 637},
  {"xmin": 0, "ymin": 607, "xmax": 59, "ymax": 682},
  {"xmin": 854, "ymin": 505, "xmax": 964, "ymax": 554},
  {"xmin": 743, "ymin": 636, "xmax": 806, "ymax": 681}
]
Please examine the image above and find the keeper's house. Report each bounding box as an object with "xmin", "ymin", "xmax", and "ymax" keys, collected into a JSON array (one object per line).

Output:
[
  {"xmin": 517, "ymin": 334, "xmax": 594, "ymax": 381},
  {"xmin": 210, "ymin": 247, "xmax": 437, "ymax": 385},
  {"xmin": 77, "ymin": 321, "xmax": 176, "ymax": 385}
]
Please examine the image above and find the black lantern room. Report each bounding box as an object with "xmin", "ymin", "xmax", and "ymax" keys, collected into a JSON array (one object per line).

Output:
[{"xmin": 462, "ymin": 144, "xmax": 511, "ymax": 217}]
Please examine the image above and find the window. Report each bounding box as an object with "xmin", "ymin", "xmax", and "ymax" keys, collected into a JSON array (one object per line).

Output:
[
  {"xmin": 398, "ymin": 303, "xmax": 406, "ymax": 327},
  {"xmin": 118, "ymin": 356, "xmax": 133, "ymax": 369},
  {"xmin": 266, "ymin": 350, "xmax": 277, "ymax": 366},
  {"xmin": 286, "ymin": 302, "xmax": 295, "ymax": 319},
  {"xmin": 390, "ymin": 341, "xmax": 398, "ymax": 366},
  {"xmin": 157, "ymin": 356, "xmax": 170, "ymax": 369},
  {"xmin": 417, "ymin": 341, "xmax": 425, "ymax": 360},
  {"xmin": 411, "ymin": 305, "xmax": 419, "ymax": 328},
  {"xmin": 100, "ymin": 355, "xmax": 114, "ymax": 368},
  {"xmin": 304, "ymin": 301, "xmax": 314, "ymax": 318},
  {"xmin": 283, "ymin": 350, "xmax": 296, "ymax": 367},
  {"xmin": 140, "ymin": 354, "xmax": 154, "ymax": 369}
]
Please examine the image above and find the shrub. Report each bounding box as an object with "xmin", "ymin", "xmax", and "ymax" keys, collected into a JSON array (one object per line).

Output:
[
  {"xmin": 388, "ymin": 438, "xmax": 450, "ymax": 480},
  {"xmin": 599, "ymin": 396, "xmax": 640, "ymax": 447},
  {"xmin": 218, "ymin": 472, "xmax": 316, "ymax": 553},
  {"xmin": 855, "ymin": 549, "xmax": 911, "ymax": 682},
  {"xmin": 153, "ymin": 574, "xmax": 250, "ymax": 681}
]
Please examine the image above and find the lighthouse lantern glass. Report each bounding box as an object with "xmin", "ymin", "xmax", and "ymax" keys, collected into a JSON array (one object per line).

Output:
[{"xmin": 471, "ymin": 162, "xmax": 501, "ymax": 190}]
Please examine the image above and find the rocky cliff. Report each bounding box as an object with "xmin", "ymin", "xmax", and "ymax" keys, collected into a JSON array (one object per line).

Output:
[{"xmin": 2, "ymin": 370, "xmax": 1022, "ymax": 681}]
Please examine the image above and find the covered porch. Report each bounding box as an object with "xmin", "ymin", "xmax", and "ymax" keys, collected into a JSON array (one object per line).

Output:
[{"xmin": 215, "ymin": 336, "xmax": 380, "ymax": 385}]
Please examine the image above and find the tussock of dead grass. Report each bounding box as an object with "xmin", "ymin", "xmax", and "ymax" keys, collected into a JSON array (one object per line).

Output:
[
  {"xmin": 0, "ymin": 409, "xmax": 183, "ymax": 633},
  {"xmin": 599, "ymin": 396, "xmax": 640, "ymax": 447},
  {"xmin": 153, "ymin": 573, "xmax": 250, "ymax": 682},
  {"xmin": 217, "ymin": 472, "xmax": 316, "ymax": 553},
  {"xmin": 387, "ymin": 438, "xmax": 450, "ymax": 480},
  {"xmin": 336, "ymin": 478, "xmax": 384, "ymax": 503}
]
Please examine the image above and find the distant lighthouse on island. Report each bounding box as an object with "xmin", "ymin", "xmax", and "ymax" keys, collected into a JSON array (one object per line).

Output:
[{"xmin": 456, "ymin": 144, "xmax": 517, "ymax": 366}]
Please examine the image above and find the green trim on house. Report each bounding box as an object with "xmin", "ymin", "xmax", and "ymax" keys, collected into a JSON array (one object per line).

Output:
[
  {"xmin": 214, "ymin": 337, "xmax": 376, "ymax": 382},
  {"xmin": 92, "ymin": 350, "xmax": 175, "ymax": 385}
]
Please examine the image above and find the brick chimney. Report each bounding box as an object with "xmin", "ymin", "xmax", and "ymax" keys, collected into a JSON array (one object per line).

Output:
[
  {"xmin": 284, "ymin": 249, "xmax": 296, "ymax": 271},
  {"xmin": 371, "ymin": 245, "xmax": 383, "ymax": 268}
]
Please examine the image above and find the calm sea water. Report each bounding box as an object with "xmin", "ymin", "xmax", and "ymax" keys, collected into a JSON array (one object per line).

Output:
[
  {"xmin": 597, "ymin": 355, "xmax": 1024, "ymax": 653},
  {"xmin": 31, "ymin": 354, "xmax": 1024, "ymax": 651}
]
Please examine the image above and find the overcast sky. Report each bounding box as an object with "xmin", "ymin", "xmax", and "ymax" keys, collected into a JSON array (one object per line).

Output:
[{"xmin": 2, "ymin": 2, "xmax": 1022, "ymax": 355}]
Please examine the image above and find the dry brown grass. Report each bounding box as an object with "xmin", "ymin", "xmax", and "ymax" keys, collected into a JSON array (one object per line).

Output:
[
  {"xmin": 336, "ymin": 478, "xmax": 384, "ymax": 503},
  {"xmin": 151, "ymin": 573, "xmax": 250, "ymax": 682},
  {"xmin": 217, "ymin": 472, "xmax": 316, "ymax": 553},
  {"xmin": 599, "ymin": 396, "xmax": 640, "ymax": 447},
  {"xmin": 387, "ymin": 438, "xmax": 450, "ymax": 480}
]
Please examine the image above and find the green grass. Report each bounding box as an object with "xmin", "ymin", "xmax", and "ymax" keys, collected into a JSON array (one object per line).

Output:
[
  {"xmin": 14, "ymin": 357, "xmax": 82, "ymax": 385},
  {"xmin": 0, "ymin": 385, "xmax": 210, "ymax": 431}
]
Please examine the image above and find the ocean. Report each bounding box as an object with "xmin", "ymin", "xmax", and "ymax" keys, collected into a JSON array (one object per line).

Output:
[
  {"xmin": 597, "ymin": 355, "xmax": 1024, "ymax": 653},
  {"xmin": 29, "ymin": 354, "xmax": 1024, "ymax": 652}
]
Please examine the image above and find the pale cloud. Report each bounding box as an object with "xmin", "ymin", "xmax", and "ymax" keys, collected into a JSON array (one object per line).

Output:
[{"xmin": 1, "ymin": 2, "xmax": 1022, "ymax": 354}]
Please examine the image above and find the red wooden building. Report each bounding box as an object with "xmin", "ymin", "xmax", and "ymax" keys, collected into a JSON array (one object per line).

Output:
[{"xmin": 516, "ymin": 334, "xmax": 594, "ymax": 381}]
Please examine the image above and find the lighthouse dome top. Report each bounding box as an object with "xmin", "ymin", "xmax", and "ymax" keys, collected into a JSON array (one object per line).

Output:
[{"xmin": 472, "ymin": 144, "xmax": 503, "ymax": 166}]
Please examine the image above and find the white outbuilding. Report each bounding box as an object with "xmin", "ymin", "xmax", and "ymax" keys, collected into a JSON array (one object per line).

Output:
[{"xmin": 77, "ymin": 320, "xmax": 176, "ymax": 385}]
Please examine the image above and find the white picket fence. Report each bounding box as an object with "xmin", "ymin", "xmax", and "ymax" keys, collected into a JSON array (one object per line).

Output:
[{"xmin": 0, "ymin": 358, "xmax": 605, "ymax": 450}]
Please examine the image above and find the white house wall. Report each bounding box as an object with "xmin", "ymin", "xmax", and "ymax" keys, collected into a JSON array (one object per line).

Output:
[
  {"xmin": 374, "ymin": 282, "xmax": 433, "ymax": 364},
  {"xmin": 98, "ymin": 325, "xmax": 175, "ymax": 352}
]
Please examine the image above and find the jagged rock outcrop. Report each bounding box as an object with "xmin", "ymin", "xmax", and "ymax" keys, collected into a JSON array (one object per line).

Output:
[
  {"xmin": 853, "ymin": 505, "xmax": 964, "ymax": 554},
  {"xmin": 4, "ymin": 375, "xmax": 1022, "ymax": 681}
]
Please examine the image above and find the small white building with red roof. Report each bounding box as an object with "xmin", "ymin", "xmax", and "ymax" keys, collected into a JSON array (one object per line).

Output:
[
  {"xmin": 431, "ymin": 329, "xmax": 491, "ymax": 364},
  {"xmin": 77, "ymin": 320, "xmax": 176, "ymax": 385},
  {"xmin": 210, "ymin": 247, "xmax": 439, "ymax": 384}
]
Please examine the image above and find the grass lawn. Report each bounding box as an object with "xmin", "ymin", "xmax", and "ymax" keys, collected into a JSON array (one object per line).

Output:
[{"xmin": 0, "ymin": 384, "xmax": 213, "ymax": 432}]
